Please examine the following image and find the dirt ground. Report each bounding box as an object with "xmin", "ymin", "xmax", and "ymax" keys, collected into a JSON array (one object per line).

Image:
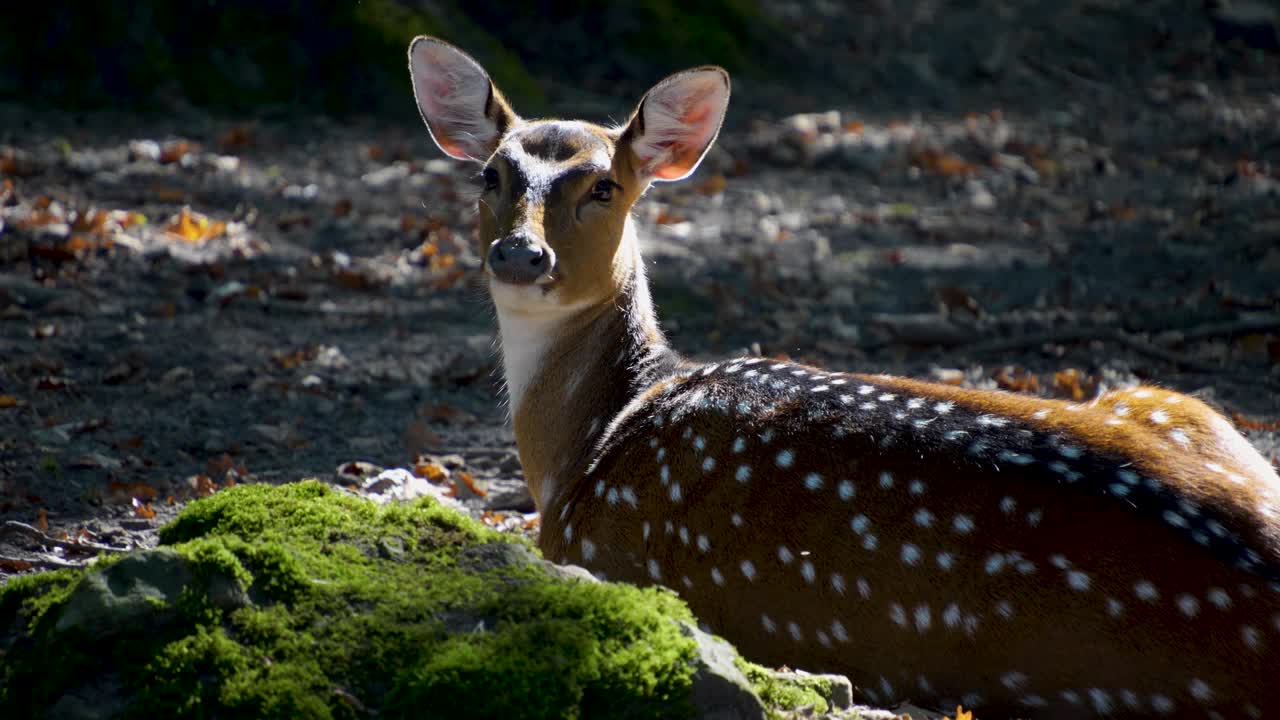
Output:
[{"xmin": 1, "ymin": 0, "xmax": 1278, "ymax": 667}]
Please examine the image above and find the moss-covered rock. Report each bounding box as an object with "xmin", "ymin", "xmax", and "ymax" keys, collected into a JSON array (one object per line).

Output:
[{"xmin": 0, "ymin": 481, "xmax": 842, "ymax": 719}]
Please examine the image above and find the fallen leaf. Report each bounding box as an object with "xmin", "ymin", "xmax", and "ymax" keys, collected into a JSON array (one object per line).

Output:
[
  {"xmin": 993, "ymin": 366, "xmax": 1040, "ymax": 394},
  {"xmin": 454, "ymin": 471, "xmax": 487, "ymax": 498},
  {"xmin": 159, "ymin": 140, "xmax": 196, "ymax": 164},
  {"xmin": 1231, "ymin": 412, "xmax": 1280, "ymax": 432},
  {"xmin": 413, "ymin": 461, "xmax": 448, "ymax": 483},
  {"xmin": 694, "ymin": 173, "xmax": 726, "ymax": 196},
  {"xmin": 108, "ymin": 481, "xmax": 158, "ymax": 503},
  {"xmin": 0, "ymin": 395, "xmax": 22, "ymax": 409},
  {"xmin": 655, "ymin": 209, "xmax": 686, "ymax": 225},
  {"xmin": 218, "ymin": 125, "xmax": 255, "ymax": 150},
  {"xmin": 132, "ymin": 497, "xmax": 156, "ymax": 519},
  {"xmin": 165, "ymin": 206, "xmax": 227, "ymax": 243},
  {"xmin": 188, "ymin": 473, "xmax": 218, "ymax": 498},
  {"xmin": 912, "ymin": 148, "xmax": 976, "ymax": 177},
  {"xmin": 0, "ymin": 558, "xmax": 34, "ymax": 572},
  {"xmin": 35, "ymin": 508, "xmax": 48, "ymax": 531}
]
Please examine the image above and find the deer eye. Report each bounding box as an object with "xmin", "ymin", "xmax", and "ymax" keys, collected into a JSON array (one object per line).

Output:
[
  {"xmin": 482, "ymin": 167, "xmax": 500, "ymax": 192},
  {"xmin": 591, "ymin": 179, "xmax": 616, "ymax": 203}
]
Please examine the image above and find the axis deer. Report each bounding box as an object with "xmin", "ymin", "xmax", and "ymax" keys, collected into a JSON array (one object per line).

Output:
[{"xmin": 408, "ymin": 36, "xmax": 1280, "ymax": 719}]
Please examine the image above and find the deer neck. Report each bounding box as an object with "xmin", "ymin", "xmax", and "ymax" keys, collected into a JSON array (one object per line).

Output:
[{"xmin": 498, "ymin": 220, "xmax": 679, "ymax": 514}]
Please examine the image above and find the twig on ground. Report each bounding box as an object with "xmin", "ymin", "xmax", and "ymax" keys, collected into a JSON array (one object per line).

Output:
[
  {"xmin": 1154, "ymin": 316, "xmax": 1280, "ymax": 345},
  {"xmin": 0, "ymin": 553, "xmax": 91, "ymax": 570},
  {"xmin": 1, "ymin": 520, "xmax": 130, "ymax": 554}
]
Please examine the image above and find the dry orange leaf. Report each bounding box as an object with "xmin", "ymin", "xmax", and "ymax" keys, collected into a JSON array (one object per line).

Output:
[
  {"xmin": 695, "ymin": 173, "xmax": 726, "ymax": 196},
  {"xmin": 413, "ymin": 461, "xmax": 447, "ymax": 483},
  {"xmin": 944, "ymin": 707, "xmax": 974, "ymax": 720},
  {"xmin": 35, "ymin": 508, "xmax": 48, "ymax": 532},
  {"xmin": 189, "ymin": 473, "xmax": 218, "ymax": 498},
  {"xmin": 1232, "ymin": 412, "xmax": 1280, "ymax": 432},
  {"xmin": 455, "ymin": 471, "xmax": 487, "ymax": 498},
  {"xmin": 0, "ymin": 557, "xmax": 34, "ymax": 572},
  {"xmin": 165, "ymin": 206, "xmax": 227, "ymax": 243},
  {"xmin": 913, "ymin": 148, "xmax": 976, "ymax": 177},
  {"xmin": 1053, "ymin": 368, "xmax": 1088, "ymax": 401},
  {"xmin": 0, "ymin": 395, "xmax": 21, "ymax": 409},
  {"xmin": 132, "ymin": 498, "xmax": 157, "ymax": 519}
]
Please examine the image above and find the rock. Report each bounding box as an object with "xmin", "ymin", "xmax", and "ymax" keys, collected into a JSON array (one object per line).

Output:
[
  {"xmin": 45, "ymin": 676, "xmax": 127, "ymax": 720},
  {"xmin": 361, "ymin": 162, "xmax": 411, "ymax": 188},
  {"xmin": 55, "ymin": 548, "xmax": 245, "ymax": 635},
  {"xmin": 769, "ymin": 669, "xmax": 854, "ymax": 710},
  {"xmin": 679, "ymin": 621, "xmax": 768, "ymax": 720},
  {"xmin": 483, "ymin": 476, "xmax": 535, "ymax": 512},
  {"xmin": 541, "ymin": 560, "xmax": 600, "ymax": 583}
]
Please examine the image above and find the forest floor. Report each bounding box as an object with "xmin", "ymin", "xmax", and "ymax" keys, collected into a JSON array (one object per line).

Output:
[{"xmin": 1, "ymin": 1, "xmax": 1279, "ymax": 716}]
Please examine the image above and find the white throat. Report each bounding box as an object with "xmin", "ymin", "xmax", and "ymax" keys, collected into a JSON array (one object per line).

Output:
[
  {"xmin": 491, "ymin": 218, "xmax": 643, "ymax": 417},
  {"xmin": 493, "ymin": 301, "xmax": 572, "ymax": 415}
]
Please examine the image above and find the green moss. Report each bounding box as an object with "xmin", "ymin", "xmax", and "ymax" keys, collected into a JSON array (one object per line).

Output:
[
  {"xmin": 735, "ymin": 658, "xmax": 831, "ymax": 716},
  {"xmin": 1, "ymin": 481, "xmax": 703, "ymax": 718}
]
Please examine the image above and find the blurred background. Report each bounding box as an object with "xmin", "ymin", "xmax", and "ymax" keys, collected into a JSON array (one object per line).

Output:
[{"xmin": 4, "ymin": 0, "xmax": 1275, "ymax": 121}]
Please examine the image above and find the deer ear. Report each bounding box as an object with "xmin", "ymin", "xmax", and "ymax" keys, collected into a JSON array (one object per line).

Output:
[
  {"xmin": 409, "ymin": 36, "xmax": 518, "ymax": 162},
  {"xmin": 622, "ymin": 67, "xmax": 730, "ymax": 182}
]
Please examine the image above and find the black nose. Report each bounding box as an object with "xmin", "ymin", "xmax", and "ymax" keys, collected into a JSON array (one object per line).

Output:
[{"xmin": 487, "ymin": 235, "xmax": 550, "ymax": 285}]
